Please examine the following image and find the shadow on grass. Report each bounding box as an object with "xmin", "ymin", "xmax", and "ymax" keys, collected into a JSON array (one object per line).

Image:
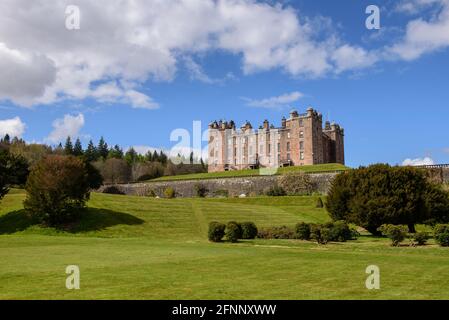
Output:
[{"xmin": 0, "ymin": 208, "xmax": 144, "ymax": 234}]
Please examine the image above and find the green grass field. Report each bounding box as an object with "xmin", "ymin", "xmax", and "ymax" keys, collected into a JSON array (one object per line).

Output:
[
  {"xmin": 1, "ymin": 190, "xmax": 448, "ymax": 300},
  {"xmin": 148, "ymin": 163, "xmax": 348, "ymax": 182}
]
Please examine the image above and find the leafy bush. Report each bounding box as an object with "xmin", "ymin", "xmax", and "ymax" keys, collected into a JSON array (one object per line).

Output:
[
  {"xmin": 327, "ymin": 221, "xmax": 353, "ymax": 242},
  {"xmin": 208, "ymin": 222, "xmax": 226, "ymax": 242},
  {"xmin": 265, "ymin": 185, "xmax": 286, "ymax": 197},
  {"xmin": 164, "ymin": 187, "xmax": 175, "ymax": 199},
  {"xmin": 24, "ymin": 155, "xmax": 90, "ymax": 225},
  {"xmin": 378, "ymin": 224, "xmax": 408, "ymax": 247},
  {"xmin": 295, "ymin": 222, "xmax": 311, "ymax": 240},
  {"xmin": 257, "ymin": 226, "xmax": 295, "ymax": 239},
  {"xmin": 102, "ymin": 186, "xmax": 125, "ymax": 195},
  {"xmin": 240, "ymin": 222, "xmax": 258, "ymax": 239},
  {"xmin": 326, "ymin": 164, "xmax": 433, "ymax": 235},
  {"xmin": 315, "ymin": 197, "xmax": 324, "ymax": 208},
  {"xmin": 147, "ymin": 189, "xmax": 156, "ymax": 197},
  {"xmin": 310, "ymin": 224, "xmax": 330, "ymax": 244},
  {"xmin": 0, "ymin": 149, "xmax": 9, "ymax": 200},
  {"xmin": 225, "ymin": 221, "xmax": 242, "ymax": 242},
  {"xmin": 194, "ymin": 183, "xmax": 208, "ymax": 198},
  {"xmin": 309, "ymin": 221, "xmax": 355, "ymax": 244},
  {"xmin": 278, "ymin": 172, "xmax": 315, "ymax": 196},
  {"xmin": 434, "ymin": 224, "xmax": 449, "ymax": 247},
  {"xmin": 424, "ymin": 184, "xmax": 449, "ymax": 225},
  {"xmin": 413, "ymin": 232, "xmax": 429, "ymax": 246}
]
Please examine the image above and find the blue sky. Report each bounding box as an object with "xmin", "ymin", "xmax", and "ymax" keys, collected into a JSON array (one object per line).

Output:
[{"xmin": 1, "ymin": 0, "xmax": 449, "ymax": 167}]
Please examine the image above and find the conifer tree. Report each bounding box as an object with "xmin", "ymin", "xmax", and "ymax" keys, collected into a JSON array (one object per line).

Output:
[
  {"xmin": 64, "ymin": 137, "xmax": 73, "ymax": 155},
  {"xmin": 73, "ymin": 138, "xmax": 84, "ymax": 157}
]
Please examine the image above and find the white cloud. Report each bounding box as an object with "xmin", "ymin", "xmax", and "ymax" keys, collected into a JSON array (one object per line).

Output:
[
  {"xmin": 244, "ymin": 91, "xmax": 304, "ymax": 109},
  {"xmin": 45, "ymin": 113, "xmax": 85, "ymax": 144},
  {"xmin": 402, "ymin": 157, "xmax": 435, "ymax": 166},
  {"xmin": 394, "ymin": 0, "xmax": 442, "ymax": 14},
  {"xmin": 0, "ymin": 0, "xmax": 387, "ymax": 109},
  {"xmin": 389, "ymin": 0, "xmax": 449, "ymax": 60},
  {"xmin": 332, "ymin": 45, "xmax": 378, "ymax": 73},
  {"xmin": 0, "ymin": 117, "xmax": 26, "ymax": 138},
  {"xmin": 0, "ymin": 43, "xmax": 56, "ymax": 107}
]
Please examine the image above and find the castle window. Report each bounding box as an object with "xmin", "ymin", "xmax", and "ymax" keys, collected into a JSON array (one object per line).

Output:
[
  {"xmin": 287, "ymin": 153, "xmax": 291, "ymax": 160},
  {"xmin": 299, "ymin": 119, "xmax": 304, "ymax": 126},
  {"xmin": 299, "ymin": 141, "xmax": 304, "ymax": 150},
  {"xmin": 299, "ymin": 131, "xmax": 304, "ymax": 138},
  {"xmin": 268, "ymin": 144, "xmax": 271, "ymax": 154},
  {"xmin": 300, "ymin": 152, "xmax": 305, "ymax": 160},
  {"xmin": 287, "ymin": 132, "xmax": 291, "ymax": 139},
  {"xmin": 278, "ymin": 154, "xmax": 280, "ymax": 162},
  {"xmin": 277, "ymin": 143, "xmax": 280, "ymax": 152},
  {"xmin": 287, "ymin": 142, "xmax": 290, "ymax": 151}
]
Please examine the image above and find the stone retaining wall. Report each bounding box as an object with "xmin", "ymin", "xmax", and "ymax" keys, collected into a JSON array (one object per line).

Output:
[{"xmin": 99, "ymin": 172, "xmax": 340, "ymax": 198}]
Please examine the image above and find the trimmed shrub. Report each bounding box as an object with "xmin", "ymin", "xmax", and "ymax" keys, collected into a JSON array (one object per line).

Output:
[
  {"xmin": 310, "ymin": 224, "xmax": 331, "ymax": 244},
  {"xmin": 195, "ymin": 183, "xmax": 208, "ymax": 198},
  {"xmin": 24, "ymin": 155, "xmax": 90, "ymax": 225},
  {"xmin": 315, "ymin": 197, "xmax": 324, "ymax": 208},
  {"xmin": 257, "ymin": 226, "xmax": 295, "ymax": 239},
  {"xmin": 328, "ymin": 220, "xmax": 353, "ymax": 242},
  {"xmin": 240, "ymin": 222, "xmax": 258, "ymax": 239},
  {"xmin": 102, "ymin": 186, "xmax": 125, "ymax": 195},
  {"xmin": 378, "ymin": 224, "xmax": 408, "ymax": 247},
  {"xmin": 164, "ymin": 187, "xmax": 175, "ymax": 199},
  {"xmin": 208, "ymin": 222, "xmax": 226, "ymax": 242},
  {"xmin": 413, "ymin": 232, "xmax": 429, "ymax": 246},
  {"xmin": 278, "ymin": 172, "xmax": 315, "ymax": 196},
  {"xmin": 225, "ymin": 221, "xmax": 242, "ymax": 242},
  {"xmin": 295, "ymin": 222, "xmax": 311, "ymax": 240},
  {"xmin": 265, "ymin": 185, "xmax": 286, "ymax": 197},
  {"xmin": 434, "ymin": 224, "xmax": 449, "ymax": 247}
]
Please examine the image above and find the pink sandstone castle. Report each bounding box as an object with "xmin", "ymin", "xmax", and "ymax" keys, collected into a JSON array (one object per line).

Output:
[{"xmin": 207, "ymin": 107, "xmax": 344, "ymax": 172}]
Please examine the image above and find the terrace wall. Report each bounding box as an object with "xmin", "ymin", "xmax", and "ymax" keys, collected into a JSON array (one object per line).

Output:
[{"xmin": 99, "ymin": 172, "xmax": 339, "ymax": 198}]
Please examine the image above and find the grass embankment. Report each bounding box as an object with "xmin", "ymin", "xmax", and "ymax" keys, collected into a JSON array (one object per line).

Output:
[
  {"xmin": 148, "ymin": 163, "xmax": 348, "ymax": 182},
  {"xmin": 0, "ymin": 191, "xmax": 448, "ymax": 299}
]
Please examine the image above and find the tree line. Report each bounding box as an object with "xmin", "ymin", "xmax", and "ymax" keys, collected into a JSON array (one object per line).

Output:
[{"xmin": 0, "ymin": 134, "xmax": 207, "ymax": 186}]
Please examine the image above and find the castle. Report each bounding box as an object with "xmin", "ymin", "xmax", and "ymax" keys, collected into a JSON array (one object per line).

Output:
[{"xmin": 207, "ymin": 107, "xmax": 344, "ymax": 172}]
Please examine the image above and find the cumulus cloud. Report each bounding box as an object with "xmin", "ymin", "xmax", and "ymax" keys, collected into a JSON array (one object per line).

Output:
[
  {"xmin": 2, "ymin": 0, "xmax": 449, "ymax": 109},
  {"xmin": 45, "ymin": 113, "xmax": 85, "ymax": 144},
  {"xmin": 389, "ymin": 0, "xmax": 449, "ymax": 60},
  {"xmin": 394, "ymin": 0, "xmax": 442, "ymax": 14},
  {"xmin": 0, "ymin": 0, "xmax": 389, "ymax": 108},
  {"xmin": 402, "ymin": 157, "xmax": 435, "ymax": 166},
  {"xmin": 244, "ymin": 91, "xmax": 304, "ymax": 109},
  {"xmin": 0, "ymin": 43, "xmax": 56, "ymax": 107},
  {"xmin": 0, "ymin": 117, "xmax": 26, "ymax": 138}
]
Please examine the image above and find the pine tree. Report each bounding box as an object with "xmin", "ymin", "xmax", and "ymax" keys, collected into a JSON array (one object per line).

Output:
[
  {"xmin": 98, "ymin": 136, "xmax": 109, "ymax": 160},
  {"xmin": 152, "ymin": 150, "xmax": 159, "ymax": 162},
  {"xmin": 64, "ymin": 137, "xmax": 73, "ymax": 155},
  {"xmin": 159, "ymin": 151, "xmax": 168, "ymax": 165},
  {"xmin": 189, "ymin": 151, "xmax": 194, "ymax": 165},
  {"xmin": 145, "ymin": 150, "xmax": 153, "ymax": 162},
  {"xmin": 84, "ymin": 140, "xmax": 98, "ymax": 162},
  {"xmin": 2, "ymin": 134, "xmax": 10, "ymax": 144},
  {"xmin": 125, "ymin": 147, "xmax": 138, "ymax": 165},
  {"xmin": 108, "ymin": 145, "xmax": 124, "ymax": 159},
  {"xmin": 73, "ymin": 138, "xmax": 83, "ymax": 157}
]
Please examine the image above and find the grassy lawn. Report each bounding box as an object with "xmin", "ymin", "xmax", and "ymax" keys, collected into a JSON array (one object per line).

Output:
[
  {"xmin": 148, "ymin": 163, "xmax": 349, "ymax": 182},
  {"xmin": 0, "ymin": 191, "xmax": 448, "ymax": 299}
]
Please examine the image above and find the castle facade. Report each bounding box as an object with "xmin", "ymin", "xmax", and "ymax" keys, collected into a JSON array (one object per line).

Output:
[{"xmin": 207, "ymin": 107, "xmax": 344, "ymax": 172}]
